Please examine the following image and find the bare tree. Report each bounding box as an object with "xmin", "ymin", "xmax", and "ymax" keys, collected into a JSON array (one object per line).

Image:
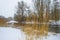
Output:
[{"xmin": 14, "ymin": 1, "xmax": 30, "ymax": 25}]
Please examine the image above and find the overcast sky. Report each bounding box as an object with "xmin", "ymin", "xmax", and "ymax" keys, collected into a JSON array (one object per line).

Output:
[
  {"xmin": 0, "ymin": 0, "xmax": 32, "ymax": 18},
  {"xmin": 0, "ymin": 0, "xmax": 60, "ymax": 18}
]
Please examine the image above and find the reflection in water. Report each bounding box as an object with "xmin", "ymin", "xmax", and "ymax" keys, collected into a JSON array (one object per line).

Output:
[{"xmin": 21, "ymin": 23, "xmax": 49, "ymax": 40}]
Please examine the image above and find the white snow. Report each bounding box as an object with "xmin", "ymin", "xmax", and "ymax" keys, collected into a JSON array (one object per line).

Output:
[
  {"xmin": 43, "ymin": 32, "xmax": 60, "ymax": 40},
  {"xmin": 49, "ymin": 20, "xmax": 60, "ymax": 25},
  {"xmin": 0, "ymin": 27, "xmax": 26, "ymax": 40},
  {"xmin": 6, "ymin": 20, "xmax": 18, "ymax": 23}
]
